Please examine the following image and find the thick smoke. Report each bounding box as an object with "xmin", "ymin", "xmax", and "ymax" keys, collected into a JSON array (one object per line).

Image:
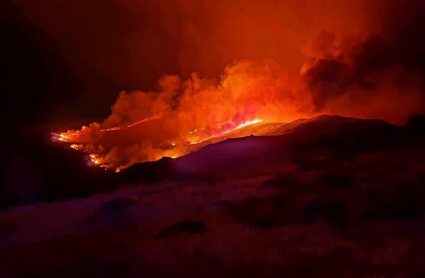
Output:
[
  {"xmin": 57, "ymin": 61, "xmax": 314, "ymax": 170},
  {"xmin": 302, "ymin": 0, "xmax": 425, "ymax": 123}
]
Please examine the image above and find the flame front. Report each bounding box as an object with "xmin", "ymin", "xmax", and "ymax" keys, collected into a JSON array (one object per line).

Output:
[
  {"xmin": 52, "ymin": 116, "xmax": 267, "ymax": 171},
  {"xmin": 187, "ymin": 119, "xmax": 263, "ymax": 146}
]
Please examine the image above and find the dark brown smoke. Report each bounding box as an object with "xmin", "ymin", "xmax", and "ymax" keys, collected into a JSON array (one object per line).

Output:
[{"xmin": 302, "ymin": 0, "xmax": 425, "ymax": 123}]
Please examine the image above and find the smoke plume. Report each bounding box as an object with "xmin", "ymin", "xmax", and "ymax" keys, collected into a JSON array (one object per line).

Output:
[{"xmin": 302, "ymin": 0, "xmax": 425, "ymax": 123}]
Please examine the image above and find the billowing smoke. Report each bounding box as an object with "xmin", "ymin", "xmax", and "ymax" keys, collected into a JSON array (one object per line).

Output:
[
  {"xmin": 47, "ymin": 0, "xmax": 425, "ymax": 170},
  {"xmin": 53, "ymin": 60, "xmax": 314, "ymax": 170}
]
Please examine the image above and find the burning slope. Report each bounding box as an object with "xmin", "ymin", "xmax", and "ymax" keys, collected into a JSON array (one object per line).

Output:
[
  {"xmin": 52, "ymin": 115, "xmax": 266, "ymax": 172},
  {"xmin": 52, "ymin": 61, "xmax": 316, "ymax": 171}
]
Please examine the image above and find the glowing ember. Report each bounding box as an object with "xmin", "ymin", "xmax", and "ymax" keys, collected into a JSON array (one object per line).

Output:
[
  {"xmin": 100, "ymin": 114, "xmax": 160, "ymax": 132},
  {"xmin": 224, "ymin": 119, "xmax": 263, "ymax": 134},
  {"xmin": 187, "ymin": 119, "xmax": 263, "ymax": 145}
]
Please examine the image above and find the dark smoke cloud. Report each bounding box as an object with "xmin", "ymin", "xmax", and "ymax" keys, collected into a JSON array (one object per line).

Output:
[{"xmin": 303, "ymin": 0, "xmax": 425, "ymax": 122}]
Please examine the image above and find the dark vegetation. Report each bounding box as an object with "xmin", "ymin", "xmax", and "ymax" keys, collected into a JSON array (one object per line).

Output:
[{"xmin": 1, "ymin": 115, "xmax": 425, "ymax": 277}]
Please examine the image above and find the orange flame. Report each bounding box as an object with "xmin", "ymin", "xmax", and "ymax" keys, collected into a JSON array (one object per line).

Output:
[
  {"xmin": 52, "ymin": 116, "xmax": 267, "ymax": 171},
  {"xmin": 187, "ymin": 119, "xmax": 263, "ymax": 145}
]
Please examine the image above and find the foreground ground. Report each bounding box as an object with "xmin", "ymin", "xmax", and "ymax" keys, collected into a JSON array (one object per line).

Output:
[{"xmin": 1, "ymin": 116, "xmax": 424, "ymax": 278}]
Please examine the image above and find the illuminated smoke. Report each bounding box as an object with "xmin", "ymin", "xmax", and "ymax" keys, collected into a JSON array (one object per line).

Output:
[{"xmin": 53, "ymin": 60, "xmax": 315, "ymax": 171}]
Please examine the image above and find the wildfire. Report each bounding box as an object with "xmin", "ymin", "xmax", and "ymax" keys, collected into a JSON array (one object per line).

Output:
[
  {"xmin": 50, "ymin": 60, "xmax": 319, "ymax": 171},
  {"xmin": 52, "ymin": 115, "xmax": 266, "ymax": 171}
]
